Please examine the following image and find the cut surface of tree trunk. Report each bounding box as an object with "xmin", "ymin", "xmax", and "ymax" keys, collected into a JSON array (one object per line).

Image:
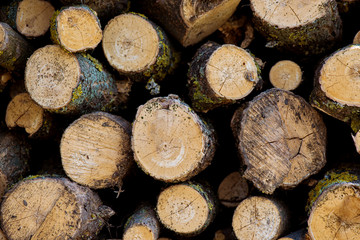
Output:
[
  {"xmin": 269, "ymin": 60, "xmax": 302, "ymax": 91},
  {"xmin": 16, "ymin": 0, "xmax": 54, "ymax": 38},
  {"xmin": 231, "ymin": 88, "xmax": 326, "ymax": 194},
  {"xmin": 61, "ymin": 111, "xmax": 133, "ymax": 189},
  {"xmin": 0, "ymin": 176, "xmax": 114, "ymax": 240},
  {"xmin": 137, "ymin": 0, "xmax": 242, "ymax": 47},
  {"xmin": 278, "ymin": 228, "xmax": 309, "ymax": 240},
  {"xmin": 217, "ymin": 171, "xmax": 249, "ymax": 208},
  {"xmin": 25, "ymin": 44, "xmax": 119, "ymax": 115},
  {"xmin": 123, "ymin": 205, "xmax": 160, "ymax": 240},
  {"xmin": 156, "ymin": 182, "xmax": 216, "ymax": 236},
  {"xmin": 232, "ymin": 196, "xmax": 288, "ymax": 240},
  {"xmin": 51, "ymin": 5, "xmax": 102, "ymax": 52},
  {"xmin": 132, "ymin": 94, "xmax": 216, "ymax": 182},
  {"xmin": 354, "ymin": 31, "xmax": 360, "ymax": 44},
  {"xmin": 188, "ymin": 41, "xmax": 260, "ymax": 112},
  {"xmin": 250, "ymin": 0, "xmax": 342, "ymax": 55}
]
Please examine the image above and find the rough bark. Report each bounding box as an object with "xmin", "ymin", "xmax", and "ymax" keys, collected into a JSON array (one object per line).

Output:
[
  {"xmin": 231, "ymin": 88, "xmax": 327, "ymax": 194},
  {"xmin": 269, "ymin": 60, "xmax": 302, "ymax": 91},
  {"xmin": 188, "ymin": 41, "xmax": 261, "ymax": 112},
  {"xmin": 136, "ymin": 0, "xmax": 242, "ymax": 47},
  {"xmin": 156, "ymin": 182, "xmax": 216, "ymax": 236},
  {"xmin": 278, "ymin": 229, "xmax": 310, "ymax": 240},
  {"xmin": 250, "ymin": 0, "xmax": 342, "ymax": 55},
  {"xmin": 0, "ymin": 176, "xmax": 114, "ymax": 240},
  {"xmin": 132, "ymin": 94, "xmax": 216, "ymax": 182},
  {"xmin": 25, "ymin": 45, "xmax": 120, "ymax": 115},
  {"xmin": 217, "ymin": 171, "xmax": 249, "ymax": 208}
]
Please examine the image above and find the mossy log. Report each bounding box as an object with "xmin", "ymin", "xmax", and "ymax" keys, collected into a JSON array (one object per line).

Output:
[
  {"xmin": 0, "ymin": 0, "xmax": 54, "ymax": 38},
  {"xmin": 231, "ymin": 88, "xmax": 327, "ymax": 194},
  {"xmin": 156, "ymin": 182, "xmax": 216, "ymax": 236},
  {"xmin": 310, "ymin": 44, "xmax": 360, "ymax": 133},
  {"xmin": 269, "ymin": 60, "xmax": 302, "ymax": 91},
  {"xmin": 232, "ymin": 196, "xmax": 289, "ymax": 240},
  {"xmin": 0, "ymin": 22, "xmax": 32, "ymax": 73},
  {"xmin": 250, "ymin": 0, "xmax": 342, "ymax": 55},
  {"xmin": 307, "ymin": 169, "xmax": 360, "ymax": 240},
  {"xmin": 217, "ymin": 171, "xmax": 249, "ymax": 208},
  {"xmin": 136, "ymin": 0, "xmax": 242, "ymax": 47},
  {"xmin": 25, "ymin": 45, "xmax": 120, "ymax": 115},
  {"xmin": 50, "ymin": 5, "xmax": 102, "ymax": 52},
  {"xmin": 123, "ymin": 205, "xmax": 160, "ymax": 240},
  {"xmin": 0, "ymin": 176, "xmax": 114, "ymax": 240},
  {"xmin": 278, "ymin": 229, "xmax": 309, "ymax": 240},
  {"xmin": 60, "ymin": 111, "xmax": 133, "ymax": 190},
  {"xmin": 188, "ymin": 41, "xmax": 261, "ymax": 113},
  {"xmin": 102, "ymin": 13, "xmax": 178, "ymax": 94},
  {"xmin": 132, "ymin": 94, "xmax": 216, "ymax": 182}
]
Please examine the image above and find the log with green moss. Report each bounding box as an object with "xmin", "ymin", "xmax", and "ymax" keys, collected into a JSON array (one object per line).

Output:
[
  {"xmin": 309, "ymin": 44, "xmax": 360, "ymax": 133},
  {"xmin": 25, "ymin": 44, "xmax": 121, "ymax": 115},
  {"xmin": 135, "ymin": 0, "xmax": 242, "ymax": 47},
  {"xmin": 188, "ymin": 41, "xmax": 261, "ymax": 113},
  {"xmin": 102, "ymin": 12, "xmax": 178, "ymax": 95},
  {"xmin": 250, "ymin": 0, "xmax": 342, "ymax": 55},
  {"xmin": 50, "ymin": 5, "xmax": 102, "ymax": 53},
  {"xmin": 123, "ymin": 205, "xmax": 160, "ymax": 240},
  {"xmin": 0, "ymin": 22, "xmax": 32, "ymax": 73},
  {"xmin": 156, "ymin": 182, "xmax": 216, "ymax": 236},
  {"xmin": 307, "ymin": 168, "xmax": 360, "ymax": 240}
]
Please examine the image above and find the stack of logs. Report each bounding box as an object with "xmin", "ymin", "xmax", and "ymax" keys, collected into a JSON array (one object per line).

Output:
[{"xmin": 0, "ymin": 0, "xmax": 359, "ymax": 239}]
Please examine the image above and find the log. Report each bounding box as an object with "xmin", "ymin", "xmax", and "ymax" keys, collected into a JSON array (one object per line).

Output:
[
  {"xmin": 136, "ymin": 0, "xmax": 242, "ymax": 47},
  {"xmin": 132, "ymin": 94, "xmax": 216, "ymax": 182},
  {"xmin": 307, "ymin": 169, "xmax": 360, "ymax": 240},
  {"xmin": 0, "ymin": 230, "xmax": 6, "ymax": 240},
  {"xmin": 25, "ymin": 45, "xmax": 120, "ymax": 115},
  {"xmin": 50, "ymin": 5, "xmax": 102, "ymax": 52},
  {"xmin": 102, "ymin": 12, "xmax": 178, "ymax": 94},
  {"xmin": 232, "ymin": 196, "xmax": 289, "ymax": 240},
  {"xmin": 60, "ymin": 111, "xmax": 133, "ymax": 190},
  {"xmin": 0, "ymin": 22, "xmax": 32, "ymax": 73},
  {"xmin": 187, "ymin": 41, "xmax": 261, "ymax": 112},
  {"xmin": 156, "ymin": 182, "xmax": 216, "ymax": 236},
  {"xmin": 353, "ymin": 30, "xmax": 360, "ymax": 44},
  {"xmin": 217, "ymin": 171, "xmax": 249, "ymax": 208},
  {"xmin": 0, "ymin": 68, "xmax": 11, "ymax": 93},
  {"xmin": 231, "ymin": 88, "xmax": 327, "ymax": 194},
  {"xmin": 5, "ymin": 92, "xmax": 55, "ymax": 138},
  {"xmin": 0, "ymin": 176, "xmax": 114, "ymax": 240},
  {"xmin": 250, "ymin": 0, "xmax": 342, "ymax": 55},
  {"xmin": 123, "ymin": 205, "xmax": 160, "ymax": 240},
  {"xmin": 310, "ymin": 44, "xmax": 360, "ymax": 133},
  {"xmin": 278, "ymin": 229, "xmax": 309, "ymax": 240},
  {"xmin": 269, "ymin": 60, "xmax": 302, "ymax": 91}
]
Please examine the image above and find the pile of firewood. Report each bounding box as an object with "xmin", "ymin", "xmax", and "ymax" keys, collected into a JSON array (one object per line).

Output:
[{"xmin": 0, "ymin": 0, "xmax": 360, "ymax": 239}]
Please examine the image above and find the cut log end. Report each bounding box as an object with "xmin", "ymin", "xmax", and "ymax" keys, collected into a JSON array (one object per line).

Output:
[
  {"xmin": 25, "ymin": 45, "xmax": 80, "ymax": 110},
  {"xmin": 354, "ymin": 31, "xmax": 360, "ymax": 44},
  {"xmin": 123, "ymin": 226, "xmax": 155, "ymax": 240},
  {"xmin": 217, "ymin": 171, "xmax": 249, "ymax": 207},
  {"xmin": 16, "ymin": 0, "xmax": 55, "ymax": 38},
  {"xmin": 5, "ymin": 93, "xmax": 44, "ymax": 136},
  {"xmin": 269, "ymin": 60, "xmax": 302, "ymax": 91},
  {"xmin": 103, "ymin": 13, "xmax": 159, "ymax": 73}
]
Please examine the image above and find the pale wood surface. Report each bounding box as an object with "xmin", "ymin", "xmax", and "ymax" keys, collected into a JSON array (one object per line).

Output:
[{"xmin": 269, "ymin": 60, "xmax": 302, "ymax": 91}]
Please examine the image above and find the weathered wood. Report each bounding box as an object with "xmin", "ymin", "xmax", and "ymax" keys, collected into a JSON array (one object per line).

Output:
[
  {"xmin": 353, "ymin": 30, "xmax": 360, "ymax": 44},
  {"xmin": 0, "ymin": 176, "xmax": 114, "ymax": 240},
  {"xmin": 231, "ymin": 88, "xmax": 327, "ymax": 194},
  {"xmin": 123, "ymin": 205, "xmax": 160, "ymax": 240},
  {"xmin": 25, "ymin": 45, "xmax": 120, "ymax": 115},
  {"xmin": 132, "ymin": 94, "xmax": 216, "ymax": 182},
  {"xmin": 50, "ymin": 5, "xmax": 102, "ymax": 52},
  {"xmin": 269, "ymin": 60, "xmax": 302, "ymax": 91},
  {"xmin": 250, "ymin": 0, "xmax": 342, "ymax": 55},
  {"xmin": 136, "ymin": 0, "xmax": 242, "ymax": 47},
  {"xmin": 232, "ymin": 196, "xmax": 289, "ymax": 240},
  {"xmin": 188, "ymin": 41, "xmax": 261, "ymax": 112},
  {"xmin": 61, "ymin": 111, "xmax": 133, "ymax": 190},
  {"xmin": 278, "ymin": 229, "xmax": 309, "ymax": 240},
  {"xmin": 156, "ymin": 182, "xmax": 216, "ymax": 236},
  {"xmin": 217, "ymin": 171, "xmax": 249, "ymax": 208}
]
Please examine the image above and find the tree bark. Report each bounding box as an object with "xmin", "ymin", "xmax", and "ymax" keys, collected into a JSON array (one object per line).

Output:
[
  {"xmin": 156, "ymin": 182, "xmax": 216, "ymax": 236},
  {"xmin": 61, "ymin": 111, "xmax": 133, "ymax": 190},
  {"xmin": 250, "ymin": 0, "xmax": 342, "ymax": 55},
  {"xmin": 25, "ymin": 45, "xmax": 120, "ymax": 115},
  {"xmin": 188, "ymin": 41, "xmax": 261, "ymax": 112},
  {"xmin": 0, "ymin": 176, "xmax": 114, "ymax": 240},
  {"xmin": 278, "ymin": 229, "xmax": 310, "ymax": 240},
  {"xmin": 217, "ymin": 171, "xmax": 249, "ymax": 208},
  {"xmin": 231, "ymin": 88, "xmax": 327, "ymax": 194},
  {"xmin": 136, "ymin": 0, "xmax": 242, "ymax": 47},
  {"xmin": 269, "ymin": 60, "xmax": 302, "ymax": 91},
  {"xmin": 132, "ymin": 94, "xmax": 216, "ymax": 182}
]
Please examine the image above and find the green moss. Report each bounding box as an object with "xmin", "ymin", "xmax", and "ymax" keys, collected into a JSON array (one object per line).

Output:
[
  {"xmin": 50, "ymin": 10, "xmax": 61, "ymax": 46},
  {"xmin": 71, "ymin": 84, "xmax": 83, "ymax": 102},
  {"xmin": 81, "ymin": 53, "xmax": 103, "ymax": 72}
]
